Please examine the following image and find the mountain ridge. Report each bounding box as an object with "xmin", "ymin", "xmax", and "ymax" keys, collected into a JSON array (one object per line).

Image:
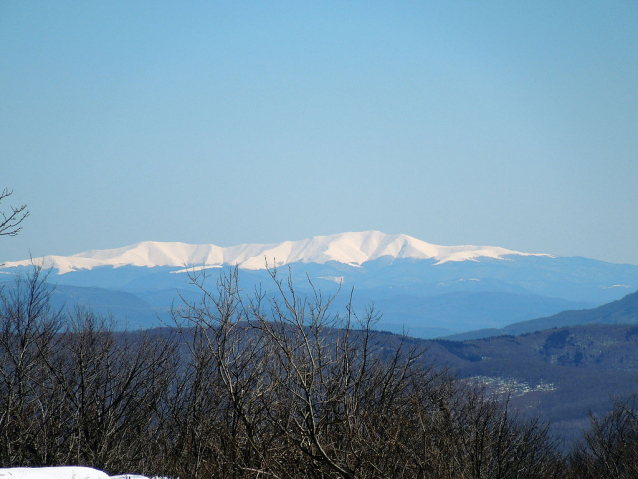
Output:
[
  {"xmin": 2, "ymin": 231, "xmax": 550, "ymax": 274},
  {"xmin": 442, "ymin": 289, "xmax": 638, "ymax": 340}
]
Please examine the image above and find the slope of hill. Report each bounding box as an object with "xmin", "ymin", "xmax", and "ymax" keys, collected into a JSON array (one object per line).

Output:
[
  {"xmin": 0, "ymin": 280, "xmax": 167, "ymax": 330},
  {"xmin": 445, "ymin": 289, "xmax": 638, "ymax": 340}
]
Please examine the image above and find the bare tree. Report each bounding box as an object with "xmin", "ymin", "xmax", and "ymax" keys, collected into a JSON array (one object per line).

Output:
[
  {"xmin": 0, "ymin": 188, "xmax": 29, "ymax": 238},
  {"xmin": 0, "ymin": 263, "xmax": 63, "ymax": 466},
  {"xmin": 168, "ymin": 266, "xmax": 565, "ymax": 479},
  {"xmin": 0, "ymin": 263, "xmax": 567, "ymax": 478},
  {"xmin": 569, "ymin": 394, "xmax": 638, "ymax": 479},
  {"xmin": 51, "ymin": 307, "xmax": 178, "ymax": 473},
  {"xmin": 0, "ymin": 265, "xmax": 178, "ymax": 474}
]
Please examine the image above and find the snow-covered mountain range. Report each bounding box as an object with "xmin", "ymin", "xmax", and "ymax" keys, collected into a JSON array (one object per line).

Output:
[{"xmin": 3, "ymin": 231, "xmax": 549, "ymax": 274}]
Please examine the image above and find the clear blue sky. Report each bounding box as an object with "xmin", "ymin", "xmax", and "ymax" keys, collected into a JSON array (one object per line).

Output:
[{"xmin": 2, "ymin": 1, "xmax": 637, "ymax": 264}]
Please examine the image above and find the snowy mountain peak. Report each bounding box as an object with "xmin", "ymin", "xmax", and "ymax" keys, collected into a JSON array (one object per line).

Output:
[{"xmin": 2, "ymin": 231, "xmax": 549, "ymax": 274}]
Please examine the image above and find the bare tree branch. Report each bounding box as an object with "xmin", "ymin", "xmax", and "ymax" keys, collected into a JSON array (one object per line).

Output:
[{"xmin": 0, "ymin": 188, "xmax": 29, "ymax": 237}]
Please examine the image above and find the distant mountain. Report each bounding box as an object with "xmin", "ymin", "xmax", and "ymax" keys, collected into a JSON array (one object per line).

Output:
[
  {"xmin": 3, "ymin": 231, "xmax": 638, "ymax": 337},
  {"xmin": 0, "ymin": 280, "xmax": 168, "ymax": 330},
  {"xmin": 3, "ymin": 231, "xmax": 548, "ymax": 273},
  {"xmin": 444, "ymin": 289, "xmax": 638, "ymax": 340}
]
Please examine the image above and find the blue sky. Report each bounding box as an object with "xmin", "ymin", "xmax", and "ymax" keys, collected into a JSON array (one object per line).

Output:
[{"xmin": 2, "ymin": 1, "xmax": 637, "ymax": 264}]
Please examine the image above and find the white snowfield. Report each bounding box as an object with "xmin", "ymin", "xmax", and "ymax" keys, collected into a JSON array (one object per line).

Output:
[
  {"xmin": 0, "ymin": 468, "xmax": 154, "ymax": 479},
  {"xmin": 2, "ymin": 230, "xmax": 550, "ymax": 275},
  {"xmin": 0, "ymin": 467, "xmax": 137, "ymax": 479}
]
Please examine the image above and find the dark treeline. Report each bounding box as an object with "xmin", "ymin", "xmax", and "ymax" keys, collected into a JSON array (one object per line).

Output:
[{"xmin": 1, "ymin": 266, "xmax": 637, "ymax": 478}]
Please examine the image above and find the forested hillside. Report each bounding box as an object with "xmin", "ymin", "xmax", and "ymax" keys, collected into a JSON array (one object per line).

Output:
[{"xmin": 424, "ymin": 325, "xmax": 638, "ymax": 444}]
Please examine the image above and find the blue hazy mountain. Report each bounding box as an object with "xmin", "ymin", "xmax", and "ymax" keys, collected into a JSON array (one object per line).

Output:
[{"xmin": 443, "ymin": 288, "xmax": 638, "ymax": 341}]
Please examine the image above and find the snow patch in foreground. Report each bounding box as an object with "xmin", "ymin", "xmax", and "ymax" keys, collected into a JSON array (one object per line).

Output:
[
  {"xmin": 0, "ymin": 468, "xmax": 152, "ymax": 479},
  {"xmin": 0, "ymin": 467, "xmax": 109, "ymax": 479}
]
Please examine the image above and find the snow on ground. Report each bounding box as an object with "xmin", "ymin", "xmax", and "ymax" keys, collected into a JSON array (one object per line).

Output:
[
  {"xmin": 0, "ymin": 468, "xmax": 152, "ymax": 479},
  {"xmin": 0, "ymin": 467, "xmax": 110, "ymax": 479}
]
